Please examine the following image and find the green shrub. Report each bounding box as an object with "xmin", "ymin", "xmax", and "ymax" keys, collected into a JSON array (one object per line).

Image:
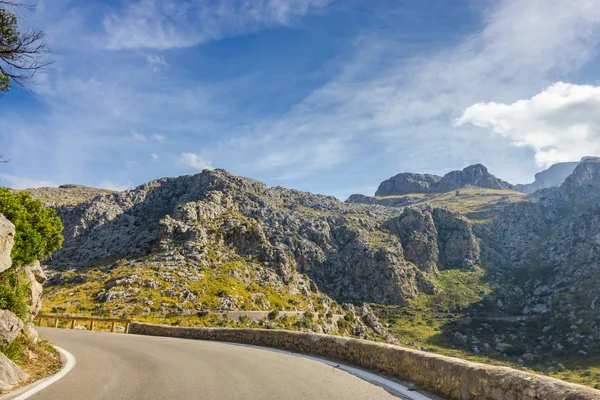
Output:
[
  {"xmin": 0, "ymin": 338, "xmax": 23, "ymax": 363},
  {"xmin": 304, "ymin": 310, "xmax": 314, "ymax": 320},
  {"xmin": 267, "ymin": 309, "xmax": 280, "ymax": 320},
  {"xmin": 0, "ymin": 188, "xmax": 64, "ymax": 267},
  {"xmin": 0, "ymin": 268, "xmax": 29, "ymax": 320},
  {"xmin": 344, "ymin": 311, "xmax": 355, "ymax": 323}
]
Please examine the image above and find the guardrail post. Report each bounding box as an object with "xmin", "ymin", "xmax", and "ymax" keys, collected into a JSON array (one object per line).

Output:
[
  {"xmin": 111, "ymin": 321, "xmax": 116, "ymax": 333},
  {"xmin": 125, "ymin": 322, "xmax": 130, "ymax": 334},
  {"xmin": 54, "ymin": 318, "xmax": 59, "ymax": 328},
  {"xmin": 38, "ymin": 316, "xmax": 43, "ymax": 326},
  {"xmin": 71, "ymin": 319, "xmax": 76, "ymax": 329},
  {"xmin": 90, "ymin": 320, "xmax": 95, "ymax": 331}
]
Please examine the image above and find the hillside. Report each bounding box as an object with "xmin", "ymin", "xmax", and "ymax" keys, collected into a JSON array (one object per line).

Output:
[
  {"xmin": 15, "ymin": 185, "xmax": 114, "ymax": 207},
  {"xmin": 30, "ymin": 158, "xmax": 600, "ymax": 388}
]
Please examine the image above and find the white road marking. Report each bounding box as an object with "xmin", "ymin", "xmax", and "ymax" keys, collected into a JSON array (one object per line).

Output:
[
  {"xmin": 1, "ymin": 346, "xmax": 76, "ymax": 400},
  {"xmin": 223, "ymin": 342, "xmax": 433, "ymax": 400}
]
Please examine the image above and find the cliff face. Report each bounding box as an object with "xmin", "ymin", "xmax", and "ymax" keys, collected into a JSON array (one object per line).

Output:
[
  {"xmin": 0, "ymin": 215, "xmax": 48, "ymax": 391},
  {"xmin": 372, "ymin": 164, "xmax": 513, "ymax": 197},
  {"xmin": 514, "ymin": 161, "xmax": 579, "ymax": 194}
]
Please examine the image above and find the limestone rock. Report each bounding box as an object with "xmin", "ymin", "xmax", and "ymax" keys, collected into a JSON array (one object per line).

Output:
[
  {"xmin": 0, "ymin": 310, "xmax": 24, "ymax": 344},
  {"xmin": 22, "ymin": 322, "xmax": 39, "ymax": 344},
  {"xmin": 515, "ymin": 160, "xmax": 580, "ymax": 194},
  {"xmin": 432, "ymin": 164, "xmax": 513, "ymax": 193},
  {"xmin": 0, "ymin": 353, "xmax": 27, "ymax": 392},
  {"xmin": 0, "ymin": 214, "xmax": 15, "ymax": 274},
  {"xmin": 24, "ymin": 261, "xmax": 47, "ymax": 317},
  {"xmin": 375, "ymin": 173, "xmax": 441, "ymax": 196}
]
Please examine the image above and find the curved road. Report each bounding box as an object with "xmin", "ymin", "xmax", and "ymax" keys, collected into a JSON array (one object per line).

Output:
[{"xmin": 24, "ymin": 327, "xmax": 428, "ymax": 400}]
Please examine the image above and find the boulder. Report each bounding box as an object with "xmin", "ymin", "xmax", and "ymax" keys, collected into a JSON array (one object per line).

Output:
[
  {"xmin": 22, "ymin": 322, "xmax": 39, "ymax": 344},
  {"xmin": 0, "ymin": 310, "xmax": 24, "ymax": 345},
  {"xmin": 0, "ymin": 353, "xmax": 27, "ymax": 392},
  {"xmin": 24, "ymin": 261, "xmax": 47, "ymax": 317},
  {"xmin": 0, "ymin": 214, "xmax": 15, "ymax": 274}
]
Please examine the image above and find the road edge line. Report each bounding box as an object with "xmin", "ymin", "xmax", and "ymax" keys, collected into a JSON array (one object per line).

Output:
[
  {"xmin": 1, "ymin": 345, "xmax": 76, "ymax": 400},
  {"xmin": 223, "ymin": 341, "xmax": 432, "ymax": 400}
]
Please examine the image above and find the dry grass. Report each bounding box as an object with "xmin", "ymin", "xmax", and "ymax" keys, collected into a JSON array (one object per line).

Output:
[
  {"xmin": 0, "ymin": 335, "xmax": 62, "ymax": 395},
  {"xmin": 378, "ymin": 188, "xmax": 525, "ymax": 221}
]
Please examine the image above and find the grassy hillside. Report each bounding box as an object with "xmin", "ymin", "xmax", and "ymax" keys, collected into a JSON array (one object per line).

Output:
[
  {"xmin": 372, "ymin": 268, "xmax": 600, "ymax": 389},
  {"xmin": 376, "ymin": 188, "xmax": 525, "ymax": 221}
]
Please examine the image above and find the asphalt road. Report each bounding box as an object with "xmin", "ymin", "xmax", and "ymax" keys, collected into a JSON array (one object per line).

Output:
[{"xmin": 30, "ymin": 327, "xmax": 410, "ymax": 400}]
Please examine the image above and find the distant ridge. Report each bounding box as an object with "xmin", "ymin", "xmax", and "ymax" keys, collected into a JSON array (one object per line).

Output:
[
  {"xmin": 515, "ymin": 157, "xmax": 600, "ymax": 194},
  {"xmin": 374, "ymin": 164, "xmax": 513, "ymax": 197}
]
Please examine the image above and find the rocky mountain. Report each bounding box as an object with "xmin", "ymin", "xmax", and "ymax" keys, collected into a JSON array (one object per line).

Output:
[
  {"xmin": 432, "ymin": 164, "xmax": 514, "ymax": 193},
  {"xmin": 14, "ymin": 185, "xmax": 113, "ymax": 207},
  {"xmin": 31, "ymin": 159, "xmax": 600, "ymax": 388},
  {"xmin": 373, "ymin": 164, "xmax": 513, "ymax": 197},
  {"xmin": 375, "ymin": 173, "xmax": 441, "ymax": 196},
  {"xmin": 514, "ymin": 157, "xmax": 599, "ymax": 194}
]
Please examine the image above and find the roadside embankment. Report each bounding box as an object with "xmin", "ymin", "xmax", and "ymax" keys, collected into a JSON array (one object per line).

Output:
[{"xmin": 129, "ymin": 322, "xmax": 600, "ymax": 400}]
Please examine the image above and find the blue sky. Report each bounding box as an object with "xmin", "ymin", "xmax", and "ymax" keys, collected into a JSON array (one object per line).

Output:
[{"xmin": 2, "ymin": 0, "xmax": 600, "ymax": 199}]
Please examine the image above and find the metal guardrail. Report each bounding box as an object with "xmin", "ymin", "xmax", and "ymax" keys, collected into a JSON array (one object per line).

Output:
[{"xmin": 36, "ymin": 314, "xmax": 132, "ymax": 333}]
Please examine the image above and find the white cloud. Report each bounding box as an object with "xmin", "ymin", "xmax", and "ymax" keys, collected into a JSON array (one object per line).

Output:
[
  {"xmin": 178, "ymin": 152, "xmax": 214, "ymax": 171},
  {"xmin": 99, "ymin": 180, "xmax": 131, "ymax": 191},
  {"xmin": 131, "ymin": 130, "xmax": 146, "ymax": 141},
  {"xmin": 150, "ymin": 153, "xmax": 159, "ymax": 161},
  {"xmin": 102, "ymin": 0, "xmax": 331, "ymax": 50},
  {"xmin": 146, "ymin": 55, "xmax": 167, "ymax": 66},
  {"xmin": 152, "ymin": 134, "xmax": 166, "ymax": 142},
  {"xmin": 0, "ymin": 175, "xmax": 58, "ymax": 189},
  {"xmin": 221, "ymin": 0, "xmax": 600, "ymax": 184},
  {"xmin": 456, "ymin": 82, "xmax": 600, "ymax": 167}
]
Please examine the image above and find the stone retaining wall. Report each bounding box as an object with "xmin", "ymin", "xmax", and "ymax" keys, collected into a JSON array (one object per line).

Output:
[{"xmin": 129, "ymin": 322, "xmax": 600, "ymax": 400}]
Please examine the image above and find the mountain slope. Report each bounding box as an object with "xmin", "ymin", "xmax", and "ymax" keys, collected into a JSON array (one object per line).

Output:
[{"xmin": 373, "ymin": 164, "xmax": 513, "ymax": 198}]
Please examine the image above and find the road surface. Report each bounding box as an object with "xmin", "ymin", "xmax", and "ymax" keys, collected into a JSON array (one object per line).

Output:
[{"xmin": 27, "ymin": 327, "xmax": 423, "ymax": 400}]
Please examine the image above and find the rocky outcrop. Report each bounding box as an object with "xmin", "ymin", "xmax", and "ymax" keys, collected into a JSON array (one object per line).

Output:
[
  {"xmin": 0, "ymin": 310, "xmax": 23, "ymax": 344},
  {"xmin": 24, "ymin": 261, "xmax": 47, "ymax": 316},
  {"xmin": 515, "ymin": 157, "xmax": 600, "ymax": 195},
  {"xmin": 362, "ymin": 164, "xmax": 514, "ymax": 199},
  {"xmin": 384, "ymin": 206, "xmax": 480, "ymax": 273},
  {"xmin": 0, "ymin": 213, "xmax": 47, "ymax": 391},
  {"xmin": 0, "ymin": 354, "xmax": 27, "ymax": 392},
  {"xmin": 0, "ymin": 215, "xmax": 14, "ymax": 273},
  {"xmin": 515, "ymin": 161, "xmax": 579, "ymax": 194},
  {"xmin": 375, "ymin": 173, "xmax": 441, "ymax": 196},
  {"xmin": 432, "ymin": 164, "xmax": 513, "ymax": 193}
]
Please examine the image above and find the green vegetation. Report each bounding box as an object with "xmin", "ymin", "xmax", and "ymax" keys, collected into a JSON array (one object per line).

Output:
[
  {"xmin": 410, "ymin": 268, "xmax": 491, "ymax": 313},
  {"xmin": 0, "ymin": 188, "xmax": 64, "ymax": 268},
  {"xmin": 0, "ymin": 268, "xmax": 29, "ymax": 319}
]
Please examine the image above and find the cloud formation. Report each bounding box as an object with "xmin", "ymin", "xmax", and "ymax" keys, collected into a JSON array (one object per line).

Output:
[
  {"xmin": 102, "ymin": 0, "xmax": 331, "ymax": 50},
  {"xmin": 179, "ymin": 152, "xmax": 214, "ymax": 171},
  {"xmin": 456, "ymin": 82, "xmax": 600, "ymax": 167}
]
